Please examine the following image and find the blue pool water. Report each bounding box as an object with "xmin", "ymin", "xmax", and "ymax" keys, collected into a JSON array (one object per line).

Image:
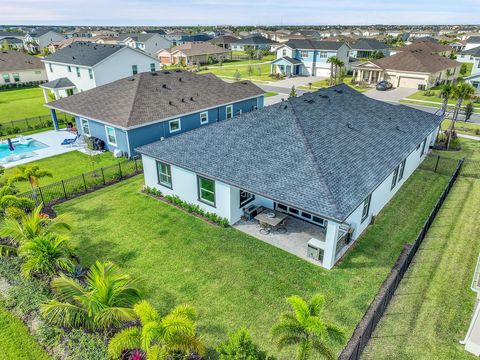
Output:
[{"xmin": 0, "ymin": 139, "xmax": 47, "ymax": 159}]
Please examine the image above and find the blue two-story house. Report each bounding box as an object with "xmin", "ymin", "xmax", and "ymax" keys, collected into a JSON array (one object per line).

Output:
[
  {"xmin": 271, "ymin": 39, "xmax": 351, "ymax": 77},
  {"xmin": 46, "ymin": 70, "xmax": 265, "ymax": 156}
]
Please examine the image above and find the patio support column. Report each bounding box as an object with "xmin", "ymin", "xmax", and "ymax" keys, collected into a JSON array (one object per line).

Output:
[
  {"xmin": 270, "ymin": 63, "xmax": 274, "ymax": 75},
  {"xmin": 352, "ymin": 69, "xmax": 357, "ymax": 82},
  {"xmin": 368, "ymin": 70, "xmax": 373, "ymax": 84},
  {"xmin": 42, "ymin": 87, "xmax": 49, "ymax": 103},
  {"xmin": 50, "ymin": 109, "xmax": 59, "ymax": 131},
  {"xmin": 323, "ymin": 221, "xmax": 340, "ymax": 270}
]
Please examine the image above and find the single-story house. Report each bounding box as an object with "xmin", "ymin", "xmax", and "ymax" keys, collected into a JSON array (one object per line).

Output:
[
  {"xmin": 209, "ymin": 35, "xmax": 240, "ymax": 50},
  {"xmin": 271, "ymin": 39, "xmax": 351, "ymax": 77},
  {"xmin": 231, "ymin": 35, "xmax": 278, "ymax": 51},
  {"xmin": 390, "ymin": 40, "xmax": 453, "ymax": 57},
  {"xmin": 352, "ymin": 50, "xmax": 461, "ymax": 89},
  {"xmin": 349, "ymin": 38, "xmax": 390, "ymax": 59},
  {"xmin": 156, "ymin": 42, "xmax": 231, "ymax": 66},
  {"xmin": 0, "ymin": 50, "xmax": 47, "ymax": 86},
  {"xmin": 136, "ymin": 84, "xmax": 441, "ymax": 269},
  {"xmin": 45, "ymin": 70, "xmax": 265, "ymax": 156},
  {"xmin": 457, "ymin": 46, "xmax": 480, "ymax": 63}
]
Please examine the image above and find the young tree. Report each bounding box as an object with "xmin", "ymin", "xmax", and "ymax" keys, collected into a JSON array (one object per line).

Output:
[
  {"xmin": 1, "ymin": 39, "xmax": 11, "ymax": 50},
  {"xmin": 460, "ymin": 63, "xmax": 468, "ymax": 76},
  {"xmin": 289, "ymin": 85, "xmax": 297, "ymax": 98},
  {"xmin": 464, "ymin": 102, "xmax": 474, "ymax": 122},
  {"xmin": 271, "ymin": 294, "xmax": 345, "ymax": 360},
  {"xmin": 234, "ymin": 69, "xmax": 242, "ymax": 81},
  {"xmin": 327, "ymin": 57, "xmax": 344, "ymax": 85},
  {"xmin": 439, "ymin": 83, "xmax": 454, "ymax": 115},
  {"xmin": 9, "ymin": 165, "xmax": 52, "ymax": 192},
  {"xmin": 247, "ymin": 65, "xmax": 254, "ymax": 78},
  {"xmin": 41, "ymin": 261, "xmax": 142, "ymax": 330},
  {"xmin": 448, "ymin": 82, "xmax": 476, "ymax": 149},
  {"xmin": 108, "ymin": 300, "xmax": 204, "ymax": 359},
  {"xmin": 217, "ymin": 328, "xmax": 274, "ymax": 360}
]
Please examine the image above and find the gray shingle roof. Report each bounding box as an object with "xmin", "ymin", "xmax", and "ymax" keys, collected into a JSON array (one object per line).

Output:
[
  {"xmin": 234, "ymin": 36, "xmax": 278, "ymax": 45},
  {"xmin": 40, "ymin": 77, "xmax": 75, "ymax": 89},
  {"xmin": 136, "ymin": 84, "xmax": 441, "ymax": 222},
  {"xmin": 350, "ymin": 38, "xmax": 389, "ymax": 51},
  {"xmin": 43, "ymin": 42, "xmax": 125, "ymax": 66},
  {"xmin": 467, "ymin": 36, "xmax": 480, "ymax": 44},
  {"xmin": 272, "ymin": 56, "xmax": 303, "ymax": 65},
  {"xmin": 47, "ymin": 70, "xmax": 264, "ymax": 129},
  {"xmin": 461, "ymin": 46, "xmax": 480, "ymax": 57},
  {"xmin": 283, "ymin": 39, "xmax": 346, "ymax": 51}
]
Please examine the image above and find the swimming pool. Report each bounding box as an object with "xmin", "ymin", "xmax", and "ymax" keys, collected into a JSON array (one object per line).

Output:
[{"xmin": 0, "ymin": 138, "xmax": 48, "ymax": 161}]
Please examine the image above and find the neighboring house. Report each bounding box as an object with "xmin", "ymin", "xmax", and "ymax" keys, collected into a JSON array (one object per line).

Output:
[
  {"xmin": 91, "ymin": 29, "xmax": 119, "ymax": 37},
  {"xmin": 465, "ymin": 47, "xmax": 480, "ymax": 94},
  {"xmin": 23, "ymin": 29, "xmax": 66, "ymax": 53},
  {"xmin": 163, "ymin": 31, "xmax": 191, "ymax": 45},
  {"xmin": 136, "ymin": 84, "xmax": 441, "ymax": 269},
  {"xmin": 91, "ymin": 36, "xmax": 119, "ymax": 45},
  {"xmin": 45, "ymin": 70, "xmax": 265, "ymax": 156},
  {"xmin": 465, "ymin": 36, "xmax": 480, "ymax": 51},
  {"xmin": 352, "ymin": 50, "xmax": 461, "ymax": 89},
  {"xmin": 457, "ymin": 46, "xmax": 480, "ymax": 63},
  {"xmin": 210, "ymin": 35, "xmax": 240, "ymax": 50},
  {"xmin": 64, "ymin": 28, "xmax": 92, "ymax": 38},
  {"xmin": 117, "ymin": 33, "xmax": 172, "ymax": 56},
  {"xmin": 47, "ymin": 37, "xmax": 93, "ymax": 53},
  {"xmin": 0, "ymin": 51, "xmax": 47, "ymax": 86},
  {"xmin": 391, "ymin": 40, "xmax": 453, "ymax": 56},
  {"xmin": 0, "ymin": 31, "xmax": 24, "ymax": 49},
  {"xmin": 41, "ymin": 42, "xmax": 160, "ymax": 109},
  {"xmin": 349, "ymin": 38, "xmax": 390, "ymax": 59},
  {"xmin": 157, "ymin": 42, "xmax": 231, "ymax": 66},
  {"xmin": 231, "ymin": 35, "xmax": 278, "ymax": 51},
  {"xmin": 0, "ymin": 31, "xmax": 24, "ymax": 42},
  {"xmin": 449, "ymin": 41, "xmax": 466, "ymax": 53},
  {"xmin": 271, "ymin": 39, "xmax": 351, "ymax": 77}
]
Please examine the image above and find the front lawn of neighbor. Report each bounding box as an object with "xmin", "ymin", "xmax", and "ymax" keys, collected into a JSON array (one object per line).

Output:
[
  {"xmin": 363, "ymin": 173, "xmax": 480, "ymax": 359},
  {"xmin": 0, "ymin": 305, "xmax": 51, "ymax": 360},
  {"xmin": 54, "ymin": 166, "xmax": 449, "ymax": 357},
  {"xmin": 433, "ymin": 138, "xmax": 480, "ymax": 161},
  {"xmin": 403, "ymin": 88, "xmax": 480, "ymax": 112},
  {"xmin": 0, "ymin": 88, "xmax": 50, "ymax": 122},
  {"xmin": 442, "ymin": 119, "xmax": 480, "ymax": 137},
  {"xmin": 4, "ymin": 151, "xmax": 121, "ymax": 193},
  {"xmin": 198, "ymin": 63, "xmax": 274, "ymax": 82},
  {"xmin": 299, "ymin": 76, "xmax": 370, "ymax": 93}
]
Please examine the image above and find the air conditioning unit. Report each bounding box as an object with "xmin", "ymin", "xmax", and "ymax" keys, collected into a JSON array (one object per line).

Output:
[
  {"xmin": 307, "ymin": 238, "xmax": 324, "ymax": 262},
  {"xmin": 113, "ymin": 149, "xmax": 123, "ymax": 158}
]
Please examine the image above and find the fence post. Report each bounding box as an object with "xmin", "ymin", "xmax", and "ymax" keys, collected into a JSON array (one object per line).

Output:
[
  {"xmin": 434, "ymin": 155, "xmax": 440, "ymax": 173},
  {"xmin": 118, "ymin": 162, "xmax": 123, "ymax": 179},
  {"xmin": 82, "ymin": 174, "xmax": 87, "ymax": 193},
  {"xmin": 61, "ymin": 180, "xmax": 67, "ymax": 199},
  {"xmin": 37, "ymin": 186, "xmax": 45, "ymax": 205},
  {"xmin": 101, "ymin": 167, "xmax": 106, "ymax": 185}
]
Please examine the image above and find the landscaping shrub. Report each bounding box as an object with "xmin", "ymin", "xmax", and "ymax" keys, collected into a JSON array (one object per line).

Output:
[
  {"xmin": 0, "ymin": 195, "xmax": 35, "ymax": 212},
  {"xmin": 217, "ymin": 327, "xmax": 274, "ymax": 360},
  {"xmin": 62, "ymin": 329, "xmax": 109, "ymax": 360}
]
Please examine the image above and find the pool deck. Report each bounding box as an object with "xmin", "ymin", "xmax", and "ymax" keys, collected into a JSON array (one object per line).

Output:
[{"xmin": 2, "ymin": 130, "xmax": 77, "ymax": 168}]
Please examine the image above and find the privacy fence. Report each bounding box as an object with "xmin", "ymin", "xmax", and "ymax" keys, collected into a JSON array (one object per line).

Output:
[
  {"xmin": 17, "ymin": 157, "xmax": 143, "ymax": 206},
  {"xmin": 0, "ymin": 112, "xmax": 72, "ymax": 137},
  {"xmin": 339, "ymin": 155, "xmax": 464, "ymax": 360}
]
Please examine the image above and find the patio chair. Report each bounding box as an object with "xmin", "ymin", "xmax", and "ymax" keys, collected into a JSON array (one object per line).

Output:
[
  {"xmin": 259, "ymin": 222, "xmax": 272, "ymax": 235},
  {"xmin": 61, "ymin": 133, "xmax": 79, "ymax": 146},
  {"xmin": 276, "ymin": 217, "xmax": 289, "ymax": 234}
]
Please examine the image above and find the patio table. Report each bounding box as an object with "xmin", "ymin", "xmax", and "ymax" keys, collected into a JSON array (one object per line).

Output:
[{"xmin": 255, "ymin": 209, "xmax": 288, "ymax": 228}]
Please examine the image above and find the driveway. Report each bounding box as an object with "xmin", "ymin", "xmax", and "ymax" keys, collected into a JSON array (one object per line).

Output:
[{"xmin": 363, "ymin": 87, "xmax": 418, "ymax": 103}]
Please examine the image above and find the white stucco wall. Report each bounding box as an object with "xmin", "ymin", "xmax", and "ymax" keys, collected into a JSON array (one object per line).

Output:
[
  {"xmin": 0, "ymin": 68, "xmax": 47, "ymax": 85},
  {"xmin": 44, "ymin": 61, "xmax": 96, "ymax": 96}
]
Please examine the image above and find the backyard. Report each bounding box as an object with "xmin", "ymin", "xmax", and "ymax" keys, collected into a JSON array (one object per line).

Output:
[
  {"xmin": 54, "ymin": 166, "xmax": 449, "ymax": 358},
  {"xmin": 0, "ymin": 87, "xmax": 51, "ymax": 122},
  {"xmin": 3, "ymin": 150, "xmax": 121, "ymax": 193},
  {"xmin": 364, "ymin": 143, "xmax": 480, "ymax": 359},
  {"xmin": 198, "ymin": 62, "xmax": 273, "ymax": 82}
]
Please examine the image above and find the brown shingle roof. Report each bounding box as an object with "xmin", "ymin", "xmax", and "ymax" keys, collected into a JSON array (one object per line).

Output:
[
  {"xmin": 168, "ymin": 42, "xmax": 230, "ymax": 57},
  {"xmin": 0, "ymin": 51, "xmax": 43, "ymax": 72},
  {"xmin": 396, "ymin": 40, "xmax": 452, "ymax": 54},
  {"xmin": 370, "ymin": 50, "xmax": 460, "ymax": 73},
  {"xmin": 47, "ymin": 70, "xmax": 264, "ymax": 129}
]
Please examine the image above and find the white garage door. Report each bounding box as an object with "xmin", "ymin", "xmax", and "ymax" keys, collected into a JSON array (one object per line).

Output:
[
  {"xmin": 398, "ymin": 76, "xmax": 423, "ymax": 89},
  {"xmin": 315, "ymin": 67, "xmax": 331, "ymax": 77}
]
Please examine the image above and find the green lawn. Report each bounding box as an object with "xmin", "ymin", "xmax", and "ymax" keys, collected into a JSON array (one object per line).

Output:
[
  {"xmin": 3, "ymin": 151, "xmax": 121, "ymax": 193},
  {"xmin": 198, "ymin": 63, "xmax": 274, "ymax": 82},
  {"xmin": 433, "ymin": 138, "xmax": 480, "ymax": 161},
  {"xmin": 54, "ymin": 167, "xmax": 449, "ymax": 358},
  {"xmin": 363, "ymin": 175, "xmax": 480, "ymax": 359},
  {"xmin": 0, "ymin": 306, "xmax": 51, "ymax": 360},
  {"xmin": 264, "ymin": 91, "xmax": 278, "ymax": 97},
  {"xmin": 442, "ymin": 119, "xmax": 480, "ymax": 137},
  {"xmin": 299, "ymin": 76, "xmax": 370, "ymax": 93},
  {"xmin": 405, "ymin": 88, "xmax": 480, "ymax": 110},
  {"xmin": 0, "ymin": 88, "xmax": 50, "ymax": 122}
]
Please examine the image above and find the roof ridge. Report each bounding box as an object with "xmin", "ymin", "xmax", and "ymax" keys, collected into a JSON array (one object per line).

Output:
[
  {"xmin": 126, "ymin": 73, "xmax": 144, "ymax": 127},
  {"xmin": 288, "ymin": 96, "xmax": 341, "ymax": 218}
]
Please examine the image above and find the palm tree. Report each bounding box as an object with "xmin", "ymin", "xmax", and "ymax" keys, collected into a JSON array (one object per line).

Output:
[
  {"xmin": 9, "ymin": 165, "xmax": 52, "ymax": 191},
  {"xmin": 448, "ymin": 82, "xmax": 476, "ymax": 149},
  {"xmin": 108, "ymin": 300, "xmax": 204, "ymax": 359},
  {"xmin": 271, "ymin": 294, "xmax": 345, "ymax": 360},
  {"xmin": 439, "ymin": 83, "xmax": 454, "ymax": 116},
  {"xmin": 18, "ymin": 233, "xmax": 73, "ymax": 278},
  {"xmin": 326, "ymin": 57, "xmax": 344, "ymax": 85},
  {"xmin": 0, "ymin": 204, "xmax": 71, "ymax": 245},
  {"xmin": 41, "ymin": 261, "xmax": 142, "ymax": 331}
]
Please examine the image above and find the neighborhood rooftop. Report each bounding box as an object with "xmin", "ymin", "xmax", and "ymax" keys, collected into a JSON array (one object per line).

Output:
[
  {"xmin": 0, "ymin": 50, "xmax": 43, "ymax": 72},
  {"xmin": 137, "ymin": 84, "xmax": 442, "ymax": 222},
  {"xmin": 350, "ymin": 38, "xmax": 389, "ymax": 50},
  {"xmin": 281, "ymin": 39, "xmax": 346, "ymax": 50},
  {"xmin": 43, "ymin": 42, "xmax": 125, "ymax": 66},
  {"xmin": 46, "ymin": 70, "xmax": 265, "ymax": 128},
  {"xmin": 162, "ymin": 42, "xmax": 231, "ymax": 56},
  {"xmin": 396, "ymin": 39, "xmax": 452, "ymax": 53}
]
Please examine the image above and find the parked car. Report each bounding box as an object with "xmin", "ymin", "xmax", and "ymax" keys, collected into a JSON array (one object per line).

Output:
[{"xmin": 376, "ymin": 81, "xmax": 393, "ymax": 91}]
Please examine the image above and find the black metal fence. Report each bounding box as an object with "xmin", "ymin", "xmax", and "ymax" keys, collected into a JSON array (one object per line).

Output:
[
  {"xmin": 17, "ymin": 157, "xmax": 143, "ymax": 206},
  {"xmin": 339, "ymin": 156, "xmax": 464, "ymax": 360},
  {"xmin": 0, "ymin": 112, "xmax": 73, "ymax": 137}
]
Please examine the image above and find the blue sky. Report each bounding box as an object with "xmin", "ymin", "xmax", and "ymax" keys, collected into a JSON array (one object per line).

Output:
[{"xmin": 0, "ymin": 0, "xmax": 477, "ymax": 26}]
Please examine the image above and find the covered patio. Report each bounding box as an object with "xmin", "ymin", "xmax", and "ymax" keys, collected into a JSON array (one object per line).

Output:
[
  {"xmin": 270, "ymin": 56, "xmax": 302, "ymax": 77},
  {"xmin": 352, "ymin": 62, "xmax": 384, "ymax": 85}
]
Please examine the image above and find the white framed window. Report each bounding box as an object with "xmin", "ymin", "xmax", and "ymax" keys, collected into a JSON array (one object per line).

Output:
[
  {"xmin": 80, "ymin": 118, "xmax": 90, "ymax": 136},
  {"xmin": 200, "ymin": 111, "xmax": 208, "ymax": 125},
  {"xmin": 156, "ymin": 161, "xmax": 172, "ymax": 188},
  {"xmin": 150, "ymin": 63, "xmax": 156, "ymax": 72},
  {"xmin": 391, "ymin": 165, "xmax": 400, "ymax": 190},
  {"xmin": 132, "ymin": 65, "xmax": 138, "ymax": 75},
  {"xmin": 319, "ymin": 51, "xmax": 328, "ymax": 58},
  {"xmin": 76, "ymin": 67, "xmax": 80, "ymax": 77},
  {"xmin": 398, "ymin": 159, "xmax": 406, "ymax": 181},
  {"xmin": 105, "ymin": 126, "xmax": 117, "ymax": 146},
  {"xmin": 88, "ymin": 69, "xmax": 93, "ymax": 79},
  {"xmin": 300, "ymin": 50, "xmax": 309, "ymax": 58},
  {"xmin": 169, "ymin": 119, "xmax": 181, "ymax": 133},
  {"xmin": 226, "ymin": 105, "xmax": 233, "ymax": 119},
  {"xmin": 282, "ymin": 49, "xmax": 287, "ymax": 56},
  {"xmin": 240, "ymin": 191, "xmax": 254, "ymax": 207},
  {"xmin": 67, "ymin": 65, "xmax": 71, "ymax": 72},
  {"xmin": 361, "ymin": 194, "xmax": 371, "ymax": 223},
  {"xmin": 420, "ymin": 137, "xmax": 427, "ymax": 156},
  {"xmin": 12, "ymin": 73, "xmax": 20, "ymax": 82},
  {"xmin": 2, "ymin": 74, "xmax": 9, "ymax": 83},
  {"xmin": 198, "ymin": 176, "xmax": 215, "ymax": 206},
  {"xmin": 49, "ymin": 63, "xmax": 53, "ymax": 72}
]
